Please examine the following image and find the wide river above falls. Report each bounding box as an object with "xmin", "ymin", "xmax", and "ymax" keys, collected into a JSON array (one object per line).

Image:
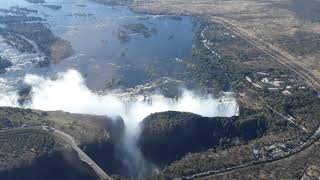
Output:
[{"xmin": 0, "ymin": 0, "xmax": 196, "ymax": 93}]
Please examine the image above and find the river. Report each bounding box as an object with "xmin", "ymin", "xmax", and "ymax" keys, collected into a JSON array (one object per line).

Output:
[{"xmin": 0, "ymin": 0, "xmax": 196, "ymax": 92}]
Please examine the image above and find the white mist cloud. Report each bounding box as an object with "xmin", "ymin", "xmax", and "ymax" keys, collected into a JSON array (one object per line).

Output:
[
  {"xmin": 22, "ymin": 69, "xmax": 238, "ymax": 133},
  {"xmin": 0, "ymin": 69, "xmax": 238, "ymax": 176},
  {"xmin": 24, "ymin": 70, "xmax": 125, "ymax": 118},
  {"xmin": 0, "ymin": 92, "xmax": 19, "ymax": 107},
  {"xmin": 0, "ymin": 68, "xmax": 238, "ymax": 139}
]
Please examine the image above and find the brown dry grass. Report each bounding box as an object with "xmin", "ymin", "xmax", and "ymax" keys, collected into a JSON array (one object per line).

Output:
[{"xmin": 131, "ymin": 0, "xmax": 320, "ymax": 83}]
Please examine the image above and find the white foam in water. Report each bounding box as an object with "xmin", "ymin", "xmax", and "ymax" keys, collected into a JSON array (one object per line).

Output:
[
  {"xmin": 0, "ymin": 38, "xmax": 41, "ymax": 73},
  {"xmin": 0, "ymin": 1, "xmax": 239, "ymax": 174},
  {"xmin": 1, "ymin": 68, "xmax": 239, "ymax": 131},
  {"xmin": 21, "ymin": 69, "xmax": 238, "ymax": 119},
  {"xmin": 15, "ymin": 69, "xmax": 238, "ymax": 175},
  {"xmin": 0, "ymin": 91, "xmax": 19, "ymax": 107}
]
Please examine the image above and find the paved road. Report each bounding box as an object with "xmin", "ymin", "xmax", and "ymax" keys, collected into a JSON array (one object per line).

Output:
[
  {"xmin": 208, "ymin": 16, "xmax": 320, "ymax": 93},
  {"xmin": 53, "ymin": 129, "xmax": 113, "ymax": 180},
  {"xmin": 183, "ymin": 18, "xmax": 320, "ymax": 179},
  {"xmin": 0, "ymin": 126, "xmax": 112, "ymax": 180},
  {"xmin": 153, "ymin": 4, "xmax": 320, "ymax": 179},
  {"xmin": 183, "ymin": 126, "xmax": 320, "ymax": 179},
  {"xmin": 158, "ymin": 3, "xmax": 320, "ymax": 93}
]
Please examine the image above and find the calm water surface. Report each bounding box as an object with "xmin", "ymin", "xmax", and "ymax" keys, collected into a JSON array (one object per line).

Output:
[{"xmin": 0, "ymin": 0, "xmax": 196, "ymax": 91}]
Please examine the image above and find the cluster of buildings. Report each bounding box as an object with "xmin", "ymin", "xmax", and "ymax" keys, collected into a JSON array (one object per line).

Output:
[
  {"xmin": 252, "ymin": 142, "xmax": 297, "ymax": 160},
  {"xmin": 246, "ymin": 71, "xmax": 307, "ymax": 96}
]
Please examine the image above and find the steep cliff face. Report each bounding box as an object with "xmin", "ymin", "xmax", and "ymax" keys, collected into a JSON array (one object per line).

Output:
[
  {"xmin": 0, "ymin": 107, "xmax": 125, "ymax": 178},
  {"xmin": 80, "ymin": 117, "xmax": 128, "ymax": 176},
  {"xmin": 139, "ymin": 111, "xmax": 267, "ymax": 166},
  {"xmin": 0, "ymin": 149, "xmax": 99, "ymax": 180}
]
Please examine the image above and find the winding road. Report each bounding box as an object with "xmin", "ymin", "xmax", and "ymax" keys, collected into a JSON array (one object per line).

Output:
[
  {"xmin": 154, "ymin": 3, "xmax": 320, "ymax": 179},
  {"xmin": 0, "ymin": 127, "xmax": 112, "ymax": 180},
  {"xmin": 53, "ymin": 129, "xmax": 113, "ymax": 180},
  {"xmin": 208, "ymin": 16, "xmax": 320, "ymax": 93},
  {"xmin": 155, "ymin": 3, "xmax": 320, "ymax": 93},
  {"xmin": 183, "ymin": 20, "xmax": 320, "ymax": 180},
  {"xmin": 183, "ymin": 126, "xmax": 320, "ymax": 179}
]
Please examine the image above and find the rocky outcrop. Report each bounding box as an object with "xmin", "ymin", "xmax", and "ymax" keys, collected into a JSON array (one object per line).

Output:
[{"xmin": 0, "ymin": 57, "xmax": 12, "ymax": 74}]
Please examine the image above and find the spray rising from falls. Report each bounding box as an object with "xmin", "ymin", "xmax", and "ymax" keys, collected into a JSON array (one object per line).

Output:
[
  {"xmin": 22, "ymin": 69, "xmax": 238, "ymax": 119},
  {"xmin": 0, "ymin": 69, "xmax": 238, "ymax": 175}
]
